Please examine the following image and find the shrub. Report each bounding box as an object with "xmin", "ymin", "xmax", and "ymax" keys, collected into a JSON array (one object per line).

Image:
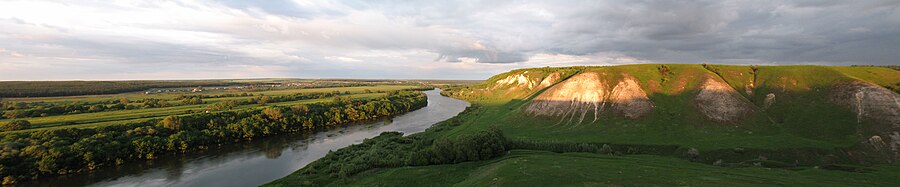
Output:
[
  {"xmin": 160, "ymin": 116, "xmax": 183, "ymax": 131},
  {"xmin": 701, "ymin": 63, "xmax": 722, "ymax": 75},
  {"xmin": 658, "ymin": 65, "xmax": 674, "ymax": 83},
  {"xmin": 1, "ymin": 120, "xmax": 31, "ymax": 131},
  {"xmin": 685, "ymin": 147, "xmax": 700, "ymax": 161}
]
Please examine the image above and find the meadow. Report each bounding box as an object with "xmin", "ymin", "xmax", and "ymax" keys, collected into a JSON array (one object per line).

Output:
[
  {"xmin": 343, "ymin": 150, "xmax": 900, "ymax": 186},
  {"xmin": 0, "ymin": 85, "xmax": 415, "ymax": 132}
]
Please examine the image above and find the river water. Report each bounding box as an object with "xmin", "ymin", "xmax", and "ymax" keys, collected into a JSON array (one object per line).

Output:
[{"xmin": 26, "ymin": 89, "xmax": 469, "ymax": 187}]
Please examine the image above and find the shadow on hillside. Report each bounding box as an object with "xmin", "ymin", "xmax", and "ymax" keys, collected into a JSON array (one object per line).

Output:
[{"xmin": 489, "ymin": 86, "xmax": 899, "ymax": 168}]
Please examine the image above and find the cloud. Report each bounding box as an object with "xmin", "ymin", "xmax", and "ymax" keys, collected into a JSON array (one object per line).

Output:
[
  {"xmin": 325, "ymin": 56, "xmax": 362, "ymax": 62},
  {"xmin": 0, "ymin": 0, "xmax": 898, "ymax": 80}
]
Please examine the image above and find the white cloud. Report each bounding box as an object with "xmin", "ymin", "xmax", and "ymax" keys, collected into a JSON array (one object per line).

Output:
[{"xmin": 325, "ymin": 56, "xmax": 362, "ymax": 62}]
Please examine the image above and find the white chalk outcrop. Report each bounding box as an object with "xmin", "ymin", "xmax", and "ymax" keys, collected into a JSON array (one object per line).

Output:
[
  {"xmin": 525, "ymin": 72, "xmax": 653, "ymax": 124},
  {"xmin": 694, "ymin": 77, "xmax": 754, "ymax": 122}
]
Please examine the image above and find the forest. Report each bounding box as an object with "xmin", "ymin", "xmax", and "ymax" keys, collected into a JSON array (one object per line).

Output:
[{"xmin": 0, "ymin": 91, "xmax": 427, "ymax": 184}]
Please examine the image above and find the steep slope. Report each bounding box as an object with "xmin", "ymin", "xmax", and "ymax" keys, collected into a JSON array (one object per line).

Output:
[
  {"xmin": 703, "ymin": 65, "xmax": 898, "ymax": 143},
  {"xmin": 608, "ymin": 76, "xmax": 654, "ymax": 119},
  {"xmin": 694, "ymin": 77, "xmax": 754, "ymax": 122},
  {"xmin": 491, "ymin": 71, "xmax": 536, "ymax": 90},
  {"xmin": 524, "ymin": 72, "xmax": 608, "ymax": 123},
  {"xmin": 523, "ymin": 65, "xmax": 760, "ymax": 125},
  {"xmin": 449, "ymin": 65, "xmax": 900, "ymax": 153},
  {"xmin": 445, "ymin": 68, "xmax": 578, "ymax": 101},
  {"xmin": 831, "ymin": 81, "xmax": 900, "ymax": 128},
  {"xmin": 524, "ymin": 72, "xmax": 654, "ymax": 123},
  {"xmin": 831, "ymin": 80, "xmax": 900, "ymax": 161}
]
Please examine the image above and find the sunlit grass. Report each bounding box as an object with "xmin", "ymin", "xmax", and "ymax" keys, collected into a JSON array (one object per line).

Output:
[{"xmin": 0, "ymin": 86, "xmax": 413, "ymax": 133}]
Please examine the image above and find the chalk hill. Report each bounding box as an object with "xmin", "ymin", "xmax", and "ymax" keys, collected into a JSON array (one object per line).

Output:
[{"xmin": 447, "ymin": 64, "xmax": 900, "ymax": 162}]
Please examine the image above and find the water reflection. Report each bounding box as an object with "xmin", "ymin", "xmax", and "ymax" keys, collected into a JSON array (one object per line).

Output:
[{"xmin": 25, "ymin": 89, "xmax": 469, "ymax": 187}]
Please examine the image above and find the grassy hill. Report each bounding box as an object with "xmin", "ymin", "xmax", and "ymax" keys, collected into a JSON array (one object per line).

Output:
[
  {"xmin": 269, "ymin": 64, "xmax": 900, "ymax": 186},
  {"xmin": 442, "ymin": 65, "xmax": 898, "ymax": 151}
]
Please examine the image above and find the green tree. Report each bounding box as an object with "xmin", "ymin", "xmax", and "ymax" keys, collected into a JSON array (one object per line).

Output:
[
  {"xmin": 1, "ymin": 119, "xmax": 31, "ymax": 131},
  {"xmin": 207, "ymin": 100, "xmax": 237, "ymax": 111},
  {"xmin": 263, "ymin": 107, "xmax": 284, "ymax": 121},
  {"xmin": 658, "ymin": 65, "xmax": 674, "ymax": 83},
  {"xmin": 160, "ymin": 116, "xmax": 183, "ymax": 131},
  {"xmin": 2, "ymin": 110, "xmax": 25, "ymax": 119},
  {"xmin": 257, "ymin": 96, "xmax": 272, "ymax": 106},
  {"xmin": 88, "ymin": 105, "xmax": 103, "ymax": 112}
]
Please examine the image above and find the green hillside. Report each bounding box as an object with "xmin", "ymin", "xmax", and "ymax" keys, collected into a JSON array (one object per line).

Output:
[
  {"xmin": 443, "ymin": 65, "xmax": 899, "ymax": 151},
  {"xmin": 269, "ymin": 64, "xmax": 900, "ymax": 186}
]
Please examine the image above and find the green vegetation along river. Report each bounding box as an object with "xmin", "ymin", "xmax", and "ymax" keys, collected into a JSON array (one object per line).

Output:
[{"xmin": 23, "ymin": 89, "xmax": 469, "ymax": 187}]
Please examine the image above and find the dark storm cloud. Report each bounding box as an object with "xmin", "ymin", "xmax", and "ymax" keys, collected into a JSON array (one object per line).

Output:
[
  {"xmin": 531, "ymin": 0, "xmax": 900, "ymax": 65},
  {"xmin": 356, "ymin": 0, "xmax": 900, "ymax": 65}
]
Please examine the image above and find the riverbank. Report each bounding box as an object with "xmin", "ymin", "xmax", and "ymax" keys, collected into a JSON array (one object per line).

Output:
[
  {"xmin": 2, "ymin": 90, "xmax": 430, "ymax": 185},
  {"xmin": 19, "ymin": 89, "xmax": 469, "ymax": 187}
]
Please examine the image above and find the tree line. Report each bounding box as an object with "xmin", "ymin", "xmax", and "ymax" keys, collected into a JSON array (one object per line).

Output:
[
  {"xmin": 0, "ymin": 90, "xmax": 358, "ymax": 120},
  {"xmin": 2, "ymin": 98, "xmax": 174, "ymax": 119},
  {"xmin": 0, "ymin": 81, "xmax": 238, "ymax": 97},
  {"xmin": 283, "ymin": 106, "xmax": 510, "ymax": 185},
  {"xmin": 299, "ymin": 127, "xmax": 508, "ymax": 181},
  {"xmin": 0, "ymin": 91, "xmax": 427, "ymax": 184}
]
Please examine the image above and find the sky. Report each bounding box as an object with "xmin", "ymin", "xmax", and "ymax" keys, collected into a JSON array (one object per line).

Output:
[{"xmin": 0, "ymin": 0, "xmax": 898, "ymax": 80}]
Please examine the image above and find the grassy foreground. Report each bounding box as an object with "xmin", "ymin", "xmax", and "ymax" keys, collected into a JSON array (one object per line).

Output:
[{"xmin": 345, "ymin": 150, "xmax": 900, "ymax": 186}]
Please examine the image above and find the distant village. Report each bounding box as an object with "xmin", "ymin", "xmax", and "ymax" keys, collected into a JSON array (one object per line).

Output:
[{"xmin": 144, "ymin": 86, "xmax": 246, "ymax": 94}]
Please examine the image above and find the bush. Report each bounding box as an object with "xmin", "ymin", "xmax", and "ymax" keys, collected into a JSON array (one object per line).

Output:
[
  {"xmin": 1, "ymin": 120, "xmax": 31, "ymax": 131},
  {"xmin": 686, "ymin": 147, "xmax": 700, "ymax": 161},
  {"xmin": 160, "ymin": 116, "xmax": 183, "ymax": 131},
  {"xmin": 701, "ymin": 63, "xmax": 722, "ymax": 75},
  {"xmin": 431, "ymin": 127, "xmax": 508, "ymax": 164},
  {"xmin": 657, "ymin": 65, "xmax": 674, "ymax": 83},
  {"xmin": 299, "ymin": 127, "xmax": 508, "ymax": 181}
]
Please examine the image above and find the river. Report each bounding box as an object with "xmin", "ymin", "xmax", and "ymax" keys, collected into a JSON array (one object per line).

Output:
[{"xmin": 25, "ymin": 89, "xmax": 469, "ymax": 187}]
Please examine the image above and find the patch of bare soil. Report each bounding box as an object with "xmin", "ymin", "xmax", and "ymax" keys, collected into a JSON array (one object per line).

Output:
[
  {"xmin": 492, "ymin": 71, "xmax": 536, "ymax": 90},
  {"xmin": 525, "ymin": 72, "xmax": 608, "ymax": 124},
  {"xmin": 670, "ymin": 75, "xmax": 689, "ymax": 94},
  {"xmin": 536, "ymin": 72, "xmax": 561, "ymax": 90},
  {"xmin": 694, "ymin": 77, "xmax": 754, "ymax": 122},
  {"xmin": 832, "ymin": 81, "xmax": 900, "ymax": 161},
  {"xmin": 831, "ymin": 81, "xmax": 900, "ymax": 127},
  {"xmin": 763, "ymin": 93, "xmax": 776, "ymax": 110},
  {"xmin": 609, "ymin": 76, "xmax": 653, "ymax": 119},
  {"xmin": 525, "ymin": 72, "xmax": 654, "ymax": 123},
  {"xmin": 646, "ymin": 79, "xmax": 660, "ymax": 93}
]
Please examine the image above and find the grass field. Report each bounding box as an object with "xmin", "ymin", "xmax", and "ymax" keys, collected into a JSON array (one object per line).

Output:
[
  {"xmin": 3, "ymin": 85, "xmax": 414, "ymax": 103},
  {"xmin": 342, "ymin": 150, "xmax": 900, "ymax": 186},
  {"xmin": 0, "ymin": 85, "xmax": 416, "ymax": 133}
]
